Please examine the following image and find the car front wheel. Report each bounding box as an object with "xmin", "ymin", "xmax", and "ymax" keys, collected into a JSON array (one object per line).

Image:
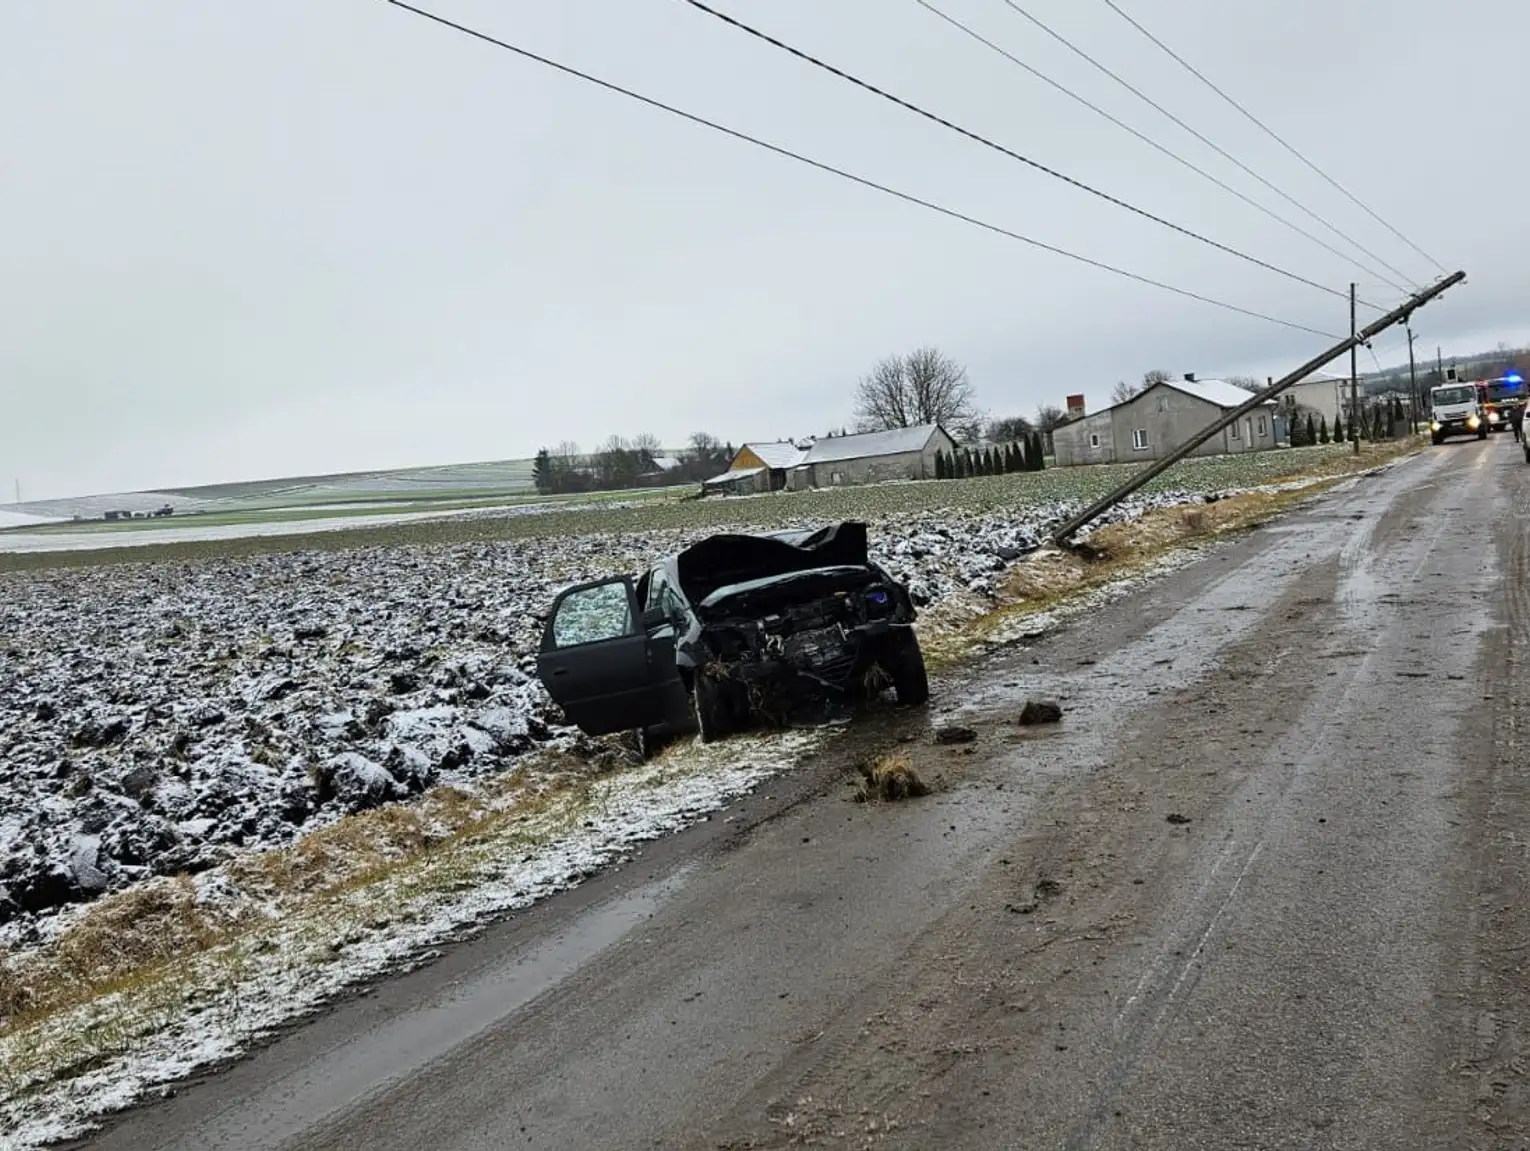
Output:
[
  {"xmin": 884, "ymin": 631, "xmax": 930, "ymax": 707},
  {"xmin": 692, "ymin": 670, "xmax": 739, "ymax": 743}
]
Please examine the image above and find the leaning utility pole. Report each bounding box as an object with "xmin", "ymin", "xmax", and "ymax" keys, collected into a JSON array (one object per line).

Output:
[
  {"xmin": 1349, "ymin": 283, "xmax": 1360, "ymax": 454},
  {"xmin": 1051, "ymin": 271, "xmax": 1466, "ymax": 544}
]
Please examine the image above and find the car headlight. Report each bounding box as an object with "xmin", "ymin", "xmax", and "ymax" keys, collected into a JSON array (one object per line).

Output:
[
  {"xmin": 1430, "ymin": 420, "xmax": 1441, "ymax": 431},
  {"xmin": 1468, "ymin": 416, "xmax": 1481, "ymax": 428},
  {"xmin": 1489, "ymin": 411, "xmax": 1500, "ymax": 423}
]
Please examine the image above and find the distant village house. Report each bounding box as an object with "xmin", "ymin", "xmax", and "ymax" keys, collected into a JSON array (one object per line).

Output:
[
  {"xmin": 703, "ymin": 425, "xmax": 957, "ymax": 495},
  {"xmin": 1053, "ymin": 375, "xmax": 1275, "ymax": 466}
]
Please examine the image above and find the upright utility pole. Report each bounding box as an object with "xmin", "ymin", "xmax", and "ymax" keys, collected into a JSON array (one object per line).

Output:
[
  {"xmin": 1349, "ymin": 283, "xmax": 1360, "ymax": 454},
  {"xmin": 1405, "ymin": 322, "xmax": 1419, "ymax": 430}
]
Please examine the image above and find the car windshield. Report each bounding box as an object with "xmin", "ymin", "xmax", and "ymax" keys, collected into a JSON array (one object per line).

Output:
[
  {"xmin": 1487, "ymin": 380, "xmax": 1525, "ymax": 402},
  {"xmin": 1433, "ymin": 386, "xmax": 1475, "ymax": 406}
]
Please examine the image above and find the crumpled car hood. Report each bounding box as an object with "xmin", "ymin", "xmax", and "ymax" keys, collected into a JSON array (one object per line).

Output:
[{"xmin": 676, "ymin": 521, "xmax": 870, "ymax": 607}]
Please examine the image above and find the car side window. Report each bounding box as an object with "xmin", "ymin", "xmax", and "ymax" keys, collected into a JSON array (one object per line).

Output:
[
  {"xmin": 552, "ymin": 582, "xmax": 634, "ymax": 648},
  {"xmin": 645, "ymin": 569, "xmax": 668, "ymax": 610}
]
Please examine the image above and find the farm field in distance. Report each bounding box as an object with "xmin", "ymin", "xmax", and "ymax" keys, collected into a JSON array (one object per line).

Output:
[{"xmin": 0, "ymin": 443, "xmax": 1368, "ymax": 568}]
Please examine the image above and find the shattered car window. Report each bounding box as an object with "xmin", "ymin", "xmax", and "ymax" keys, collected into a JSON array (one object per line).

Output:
[{"xmin": 552, "ymin": 582, "xmax": 634, "ymax": 647}]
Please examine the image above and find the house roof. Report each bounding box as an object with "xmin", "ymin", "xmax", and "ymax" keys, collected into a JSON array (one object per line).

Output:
[
  {"xmin": 1163, "ymin": 378, "xmax": 1272, "ymax": 409},
  {"xmin": 704, "ymin": 466, "xmax": 764, "ymax": 487},
  {"xmin": 739, "ymin": 442, "xmax": 806, "ymax": 470},
  {"xmin": 798, "ymin": 424, "xmax": 944, "ymax": 465}
]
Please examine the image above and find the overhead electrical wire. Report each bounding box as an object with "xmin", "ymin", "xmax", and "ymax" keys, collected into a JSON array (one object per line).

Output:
[
  {"xmin": 379, "ymin": 0, "xmax": 1340, "ymax": 338},
  {"xmin": 677, "ymin": 0, "xmax": 1370, "ymax": 309},
  {"xmin": 991, "ymin": 0, "xmax": 1421, "ymax": 292},
  {"xmin": 911, "ymin": 0, "xmax": 1409, "ymax": 298},
  {"xmin": 1100, "ymin": 0, "xmax": 1447, "ymax": 276}
]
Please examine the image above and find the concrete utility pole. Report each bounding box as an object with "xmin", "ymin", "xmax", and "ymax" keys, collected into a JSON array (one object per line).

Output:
[
  {"xmin": 1051, "ymin": 271, "xmax": 1466, "ymax": 544},
  {"xmin": 1350, "ymin": 283, "xmax": 1361, "ymax": 454},
  {"xmin": 1405, "ymin": 322, "xmax": 1420, "ymax": 430}
]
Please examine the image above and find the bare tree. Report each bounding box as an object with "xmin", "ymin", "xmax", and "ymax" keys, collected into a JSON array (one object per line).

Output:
[
  {"xmin": 687, "ymin": 431, "xmax": 724, "ymax": 463},
  {"xmin": 853, "ymin": 347, "xmax": 979, "ymax": 434},
  {"xmin": 1033, "ymin": 404, "xmax": 1070, "ymax": 433},
  {"xmin": 987, "ymin": 414, "xmax": 1033, "ymax": 442},
  {"xmin": 1110, "ymin": 380, "xmax": 1141, "ymax": 405},
  {"xmin": 1142, "ymin": 369, "xmax": 1172, "ymax": 389},
  {"xmin": 1033, "ymin": 404, "xmax": 1070, "ymax": 457},
  {"xmin": 1224, "ymin": 375, "xmax": 1263, "ymax": 393},
  {"xmin": 630, "ymin": 432, "xmax": 663, "ymax": 468}
]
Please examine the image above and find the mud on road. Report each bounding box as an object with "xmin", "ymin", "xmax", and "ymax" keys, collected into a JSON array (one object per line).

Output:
[{"xmin": 81, "ymin": 438, "xmax": 1530, "ymax": 1151}]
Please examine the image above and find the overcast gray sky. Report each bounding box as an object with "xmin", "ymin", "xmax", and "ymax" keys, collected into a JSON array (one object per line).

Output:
[{"xmin": 3, "ymin": 0, "xmax": 1525, "ymax": 499}]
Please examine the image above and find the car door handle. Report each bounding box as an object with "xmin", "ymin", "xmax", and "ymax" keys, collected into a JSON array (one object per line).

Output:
[{"xmin": 550, "ymin": 668, "xmax": 571, "ymax": 677}]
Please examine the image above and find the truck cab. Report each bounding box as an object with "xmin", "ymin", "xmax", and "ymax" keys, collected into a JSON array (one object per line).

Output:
[
  {"xmin": 1482, "ymin": 373, "xmax": 1526, "ymax": 434},
  {"xmin": 1429, "ymin": 383, "xmax": 1488, "ymax": 444}
]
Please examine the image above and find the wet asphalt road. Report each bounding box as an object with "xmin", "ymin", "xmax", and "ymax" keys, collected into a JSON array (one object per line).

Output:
[{"xmin": 83, "ymin": 437, "xmax": 1530, "ymax": 1150}]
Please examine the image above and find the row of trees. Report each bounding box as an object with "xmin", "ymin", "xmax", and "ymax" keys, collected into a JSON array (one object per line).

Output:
[
  {"xmin": 532, "ymin": 432, "xmax": 736, "ymax": 495},
  {"xmin": 1287, "ymin": 396, "xmax": 1411, "ymax": 448},
  {"xmin": 934, "ymin": 434, "xmax": 1046, "ymax": 479}
]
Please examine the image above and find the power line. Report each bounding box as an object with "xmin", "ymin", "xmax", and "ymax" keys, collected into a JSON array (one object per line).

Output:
[
  {"xmin": 1100, "ymin": 0, "xmax": 1447, "ymax": 276},
  {"xmin": 912, "ymin": 0, "xmax": 1409, "ymax": 298},
  {"xmin": 379, "ymin": 0, "xmax": 1340, "ymax": 338},
  {"xmin": 992, "ymin": 0, "xmax": 1421, "ymax": 292},
  {"xmin": 678, "ymin": 0, "xmax": 1365, "ymax": 308}
]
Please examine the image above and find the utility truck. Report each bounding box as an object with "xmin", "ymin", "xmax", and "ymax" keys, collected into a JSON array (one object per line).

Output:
[{"xmin": 1429, "ymin": 383, "xmax": 1488, "ymax": 444}]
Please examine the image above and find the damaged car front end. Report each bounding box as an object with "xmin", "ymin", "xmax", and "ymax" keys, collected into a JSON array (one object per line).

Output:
[{"xmin": 536, "ymin": 522, "xmax": 929, "ymax": 751}]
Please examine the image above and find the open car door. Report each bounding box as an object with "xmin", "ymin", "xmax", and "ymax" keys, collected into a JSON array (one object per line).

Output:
[{"xmin": 537, "ymin": 577, "xmax": 685, "ymax": 736}]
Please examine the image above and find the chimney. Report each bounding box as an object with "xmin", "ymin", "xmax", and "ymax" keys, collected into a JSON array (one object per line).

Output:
[
  {"xmin": 1065, "ymin": 393, "xmax": 1086, "ymax": 419},
  {"xmin": 1184, "ymin": 372, "xmax": 1197, "ymax": 383}
]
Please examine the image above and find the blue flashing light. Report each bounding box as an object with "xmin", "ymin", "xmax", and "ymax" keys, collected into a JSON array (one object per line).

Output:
[{"xmin": 1507, "ymin": 372, "xmax": 1524, "ymax": 384}]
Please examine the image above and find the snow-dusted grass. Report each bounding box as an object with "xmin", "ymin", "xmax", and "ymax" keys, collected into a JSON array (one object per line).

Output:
[{"xmin": 0, "ymin": 731, "xmax": 817, "ymax": 1145}]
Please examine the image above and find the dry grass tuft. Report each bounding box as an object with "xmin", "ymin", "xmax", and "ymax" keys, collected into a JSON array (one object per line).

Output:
[
  {"xmin": 856, "ymin": 753, "xmax": 931, "ymax": 802},
  {"xmin": 0, "ymin": 877, "xmax": 227, "ymax": 1026}
]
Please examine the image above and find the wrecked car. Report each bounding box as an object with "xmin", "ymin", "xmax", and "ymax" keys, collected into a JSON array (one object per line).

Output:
[{"xmin": 536, "ymin": 522, "xmax": 928, "ymax": 752}]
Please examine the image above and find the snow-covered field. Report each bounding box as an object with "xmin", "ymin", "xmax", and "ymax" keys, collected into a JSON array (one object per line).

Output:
[
  {"xmin": 0, "ymin": 511, "xmax": 63, "ymax": 532},
  {"xmin": 0, "ymin": 483, "xmax": 1273, "ymax": 1144}
]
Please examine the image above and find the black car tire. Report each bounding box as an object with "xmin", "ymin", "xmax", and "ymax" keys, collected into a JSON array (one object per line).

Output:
[
  {"xmin": 1431, "ymin": 431, "xmax": 1443, "ymax": 445},
  {"xmin": 692, "ymin": 671, "xmax": 735, "ymax": 744},
  {"xmin": 885, "ymin": 630, "xmax": 930, "ymax": 707}
]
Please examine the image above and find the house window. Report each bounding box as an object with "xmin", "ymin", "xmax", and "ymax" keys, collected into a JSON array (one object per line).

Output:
[
  {"xmin": 1257, "ymin": 416, "xmax": 1267, "ymax": 436},
  {"xmin": 1229, "ymin": 419, "xmax": 1240, "ymax": 440},
  {"xmin": 1089, "ymin": 433, "xmax": 1100, "ymax": 448},
  {"xmin": 1158, "ymin": 395, "xmax": 1170, "ymax": 412},
  {"xmin": 1132, "ymin": 428, "xmax": 1149, "ymax": 451}
]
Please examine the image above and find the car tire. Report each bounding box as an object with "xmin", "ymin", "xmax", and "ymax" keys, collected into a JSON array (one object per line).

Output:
[
  {"xmin": 692, "ymin": 671, "xmax": 735, "ymax": 744},
  {"xmin": 1431, "ymin": 432, "xmax": 1443, "ymax": 445},
  {"xmin": 885, "ymin": 631, "xmax": 930, "ymax": 708}
]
